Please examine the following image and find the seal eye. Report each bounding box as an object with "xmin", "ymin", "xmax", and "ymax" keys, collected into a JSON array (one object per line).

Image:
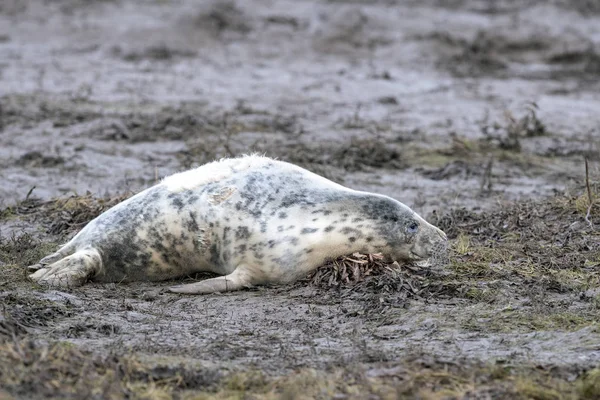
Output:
[{"xmin": 406, "ymin": 222, "xmax": 419, "ymax": 234}]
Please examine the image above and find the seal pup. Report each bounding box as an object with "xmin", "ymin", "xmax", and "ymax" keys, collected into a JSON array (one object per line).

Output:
[{"xmin": 29, "ymin": 155, "xmax": 448, "ymax": 294}]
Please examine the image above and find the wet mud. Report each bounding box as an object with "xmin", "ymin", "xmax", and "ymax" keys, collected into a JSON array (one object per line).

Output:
[{"xmin": 1, "ymin": 0, "xmax": 600, "ymax": 398}]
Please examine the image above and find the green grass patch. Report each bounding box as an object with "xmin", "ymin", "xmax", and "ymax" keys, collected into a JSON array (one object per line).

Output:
[
  {"xmin": 5, "ymin": 340, "xmax": 590, "ymax": 400},
  {"xmin": 0, "ymin": 234, "xmax": 60, "ymax": 288}
]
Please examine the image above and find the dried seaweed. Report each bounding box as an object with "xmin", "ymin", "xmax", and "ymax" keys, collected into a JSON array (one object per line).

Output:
[{"xmin": 302, "ymin": 253, "xmax": 448, "ymax": 300}]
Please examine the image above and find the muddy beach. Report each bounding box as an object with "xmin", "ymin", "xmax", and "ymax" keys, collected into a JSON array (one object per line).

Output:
[{"xmin": 1, "ymin": 0, "xmax": 600, "ymax": 398}]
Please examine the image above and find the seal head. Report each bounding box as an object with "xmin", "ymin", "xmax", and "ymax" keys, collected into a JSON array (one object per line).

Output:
[{"xmin": 357, "ymin": 194, "xmax": 447, "ymax": 264}]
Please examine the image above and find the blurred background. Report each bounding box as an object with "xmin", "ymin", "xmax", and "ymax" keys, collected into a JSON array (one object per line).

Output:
[
  {"xmin": 1, "ymin": 0, "xmax": 599, "ymax": 214},
  {"xmin": 1, "ymin": 3, "xmax": 600, "ymax": 398}
]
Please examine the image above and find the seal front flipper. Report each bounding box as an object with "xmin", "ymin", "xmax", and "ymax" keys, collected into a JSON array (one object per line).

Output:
[
  {"xmin": 29, "ymin": 247, "xmax": 102, "ymax": 288},
  {"xmin": 169, "ymin": 264, "xmax": 255, "ymax": 294}
]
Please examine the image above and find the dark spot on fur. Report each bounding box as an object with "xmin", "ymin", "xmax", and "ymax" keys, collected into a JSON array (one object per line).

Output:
[
  {"xmin": 209, "ymin": 243, "xmax": 220, "ymax": 266},
  {"xmin": 280, "ymin": 192, "xmax": 318, "ymax": 208},
  {"xmin": 366, "ymin": 236, "xmax": 373, "ymax": 242},
  {"xmin": 348, "ymin": 237, "xmax": 356, "ymax": 243},
  {"xmin": 341, "ymin": 226, "xmax": 364, "ymax": 239},
  {"xmin": 171, "ymin": 197, "xmax": 185, "ymax": 211},
  {"xmin": 187, "ymin": 195, "xmax": 200, "ymax": 204},
  {"xmin": 101, "ymin": 229, "xmax": 153, "ymax": 280},
  {"xmin": 361, "ymin": 197, "xmax": 403, "ymax": 222},
  {"xmin": 352, "ymin": 218, "xmax": 364, "ymax": 223},
  {"xmin": 249, "ymin": 242, "xmax": 264, "ymax": 252},
  {"xmin": 301, "ymin": 228, "xmax": 318, "ymax": 234},
  {"xmin": 278, "ymin": 211, "xmax": 288, "ymax": 219},
  {"xmin": 311, "ymin": 209, "xmax": 333, "ymax": 216},
  {"xmin": 324, "ymin": 226, "xmax": 335, "ymax": 232},
  {"xmin": 186, "ymin": 211, "xmax": 199, "ymax": 232},
  {"xmin": 223, "ymin": 250, "xmax": 231, "ymax": 264},
  {"xmin": 235, "ymin": 226, "xmax": 251, "ymax": 240}
]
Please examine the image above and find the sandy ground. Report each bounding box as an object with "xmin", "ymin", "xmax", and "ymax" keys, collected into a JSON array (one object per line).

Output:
[{"xmin": 1, "ymin": 0, "xmax": 600, "ymax": 398}]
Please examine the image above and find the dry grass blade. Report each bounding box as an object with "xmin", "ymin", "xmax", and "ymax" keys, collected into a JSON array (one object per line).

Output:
[{"xmin": 585, "ymin": 157, "xmax": 595, "ymax": 229}]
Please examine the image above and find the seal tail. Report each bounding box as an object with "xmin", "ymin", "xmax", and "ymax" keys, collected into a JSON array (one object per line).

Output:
[{"xmin": 29, "ymin": 247, "xmax": 103, "ymax": 288}]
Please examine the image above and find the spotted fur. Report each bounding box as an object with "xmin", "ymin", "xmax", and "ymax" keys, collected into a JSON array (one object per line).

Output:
[{"xmin": 28, "ymin": 155, "xmax": 448, "ymax": 294}]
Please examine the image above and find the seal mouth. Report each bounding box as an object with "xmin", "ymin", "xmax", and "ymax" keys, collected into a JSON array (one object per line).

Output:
[
  {"xmin": 415, "ymin": 258, "xmax": 432, "ymax": 268},
  {"xmin": 409, "ymin": 250, "xmax": 427, "ymax": 261},
  {"xmin": 409, "ymin": 251, "xmax": 431, "ymax": 268}
]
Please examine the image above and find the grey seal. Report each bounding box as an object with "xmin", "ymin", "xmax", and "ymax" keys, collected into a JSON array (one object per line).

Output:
[{"xmin": 29, "ymin": 155, "xmax": 448, "ymax": 294}]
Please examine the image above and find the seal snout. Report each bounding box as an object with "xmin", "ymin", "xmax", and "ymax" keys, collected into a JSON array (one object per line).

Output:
[{"xmin": 409, "ymin": 220, "xmax": 448, "ymax": 262}]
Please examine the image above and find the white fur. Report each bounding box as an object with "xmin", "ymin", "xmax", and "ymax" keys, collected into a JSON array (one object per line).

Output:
[{"xmin": 162, "ymin": 154, "xmax": 273, "ymax": 193}]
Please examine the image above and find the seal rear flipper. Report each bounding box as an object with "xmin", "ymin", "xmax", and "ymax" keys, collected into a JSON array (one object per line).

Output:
[
  {"xmin": 27, "ymin": 263, "xmax": 44, "ymax": 271},
  {"xmin": 29, "ymin": 248, "xmax": 102, "ymax": 288},
  {"xmin": 28, "ymin": 244, "xmax": 76, "ymax": 270},
  {"xmin": 169, "ymin": 265, "xmax": 255, "ymax": 294},
  {"xmin": 27, "ymin": 252, "xmax": 63, "ymax": 271}
]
